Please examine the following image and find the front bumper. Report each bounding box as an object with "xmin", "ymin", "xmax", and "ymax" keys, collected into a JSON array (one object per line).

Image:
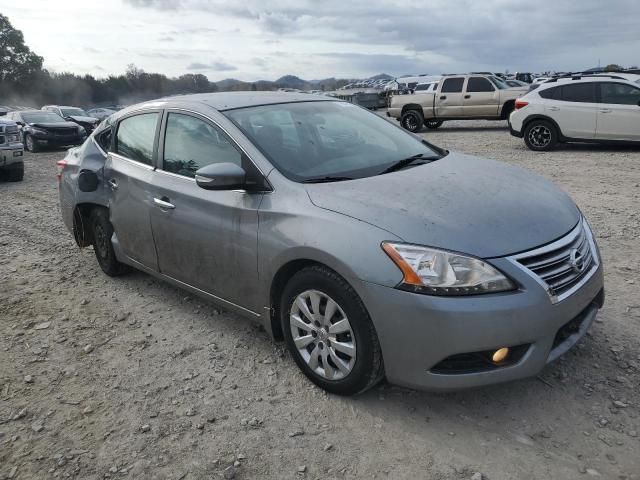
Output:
[
  {"xmin": 0, "ymin": 145, "xmax": 24, "ymax": 167},
  {"xmin": 33, "ymin": 134, "xmax": 85, "ymax": 148},
  {"xmin": 354, "ymin": 256, "xmax": 604, "ymax": 391}
]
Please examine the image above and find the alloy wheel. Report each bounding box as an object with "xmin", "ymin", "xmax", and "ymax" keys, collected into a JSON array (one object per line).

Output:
[
  {"xmin": 403, "ymin": 114, "xmax": 418, "ymax": 131},
  {"xmin": 289, "ymin": 289, "xmax": 356, "ymax": 380},
  {"xmin": 528, "ymin": 125, "xmax": 552, "ymax": 148}
]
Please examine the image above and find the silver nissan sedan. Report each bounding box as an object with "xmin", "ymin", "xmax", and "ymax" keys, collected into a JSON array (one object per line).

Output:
[{"xmin": 58, "ymin": 92, "xmax": 604, "ymax": 395}]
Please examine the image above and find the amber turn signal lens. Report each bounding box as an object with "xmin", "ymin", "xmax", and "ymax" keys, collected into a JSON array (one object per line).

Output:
[{"xmin": 492, "ymin": 347, "xmax": 509, "ymax": 363}]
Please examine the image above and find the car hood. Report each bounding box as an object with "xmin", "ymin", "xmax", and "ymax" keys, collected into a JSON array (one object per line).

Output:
[
  {"xmin": 68, "ymin": 115, "xmax": 98, "ymax": 123},
  {"xmin": 30, "ymin": 122, "xmax": 81, "ymax": 129},
  {"xmin": 305, "ymin": 152, "xmax": 580, "ymax": 258}
]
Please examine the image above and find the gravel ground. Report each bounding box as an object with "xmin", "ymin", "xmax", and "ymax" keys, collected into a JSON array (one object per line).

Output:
[{"xmin": 1, "ymin": 119, "xmax": 639, "ymax": 480}]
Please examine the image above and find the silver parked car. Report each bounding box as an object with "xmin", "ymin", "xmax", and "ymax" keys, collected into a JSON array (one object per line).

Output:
[{"xmin": 58, "ymin": 92, "xmax": 604, "ymax": 395}]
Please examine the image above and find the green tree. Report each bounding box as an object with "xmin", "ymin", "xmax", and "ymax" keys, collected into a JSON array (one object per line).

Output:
[{"xmin": 0, "ymin": 13, "xmax": 44, "ymax": 83}]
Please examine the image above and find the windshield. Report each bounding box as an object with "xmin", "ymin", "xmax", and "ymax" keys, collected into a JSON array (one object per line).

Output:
[
  {"xmin": 488, "ymin": 76, "xmax": 508, "ymax": 89},
  {"xmin": 22, "ymin": 112, "xmax": 66, "ymax": 123},
  {"xmin": 61, "ymin": 108, "xmax": 88, "ymax": 117},
  {"xmin": 224, "ymin": 101, "xmax": 443, "ymax": 182}
]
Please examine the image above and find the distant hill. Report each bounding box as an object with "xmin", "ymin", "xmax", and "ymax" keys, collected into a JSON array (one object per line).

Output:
[{"xmin": 213, "ymin": 73, "xmax": 392, "ymax": 92}]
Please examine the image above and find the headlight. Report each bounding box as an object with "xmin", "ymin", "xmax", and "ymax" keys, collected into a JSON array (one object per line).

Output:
[
  {"xmin": 78, "ymin": 126, "xmax": 86, "ymax": 135},
  {"xmin": 31, "ymin": 127, "xmax": 48, "ymax": 135},
  {"xmin": 382, "ymin": 242, "xmax": 516, "ymax": 296}
]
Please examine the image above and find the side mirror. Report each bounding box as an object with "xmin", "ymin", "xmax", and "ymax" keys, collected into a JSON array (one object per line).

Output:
[
  {"xmin": 16, "ymin": 121, "xmax": 25, "ymax": 127},
  {"xmin": 195, "ymin": 163, "xmax": 246, "ymax": 191}
]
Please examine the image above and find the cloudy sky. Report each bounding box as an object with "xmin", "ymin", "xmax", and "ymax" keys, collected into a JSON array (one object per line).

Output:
[{"xmin": 3, "ymin": 0, "xmax": 639, "ymax": 81}]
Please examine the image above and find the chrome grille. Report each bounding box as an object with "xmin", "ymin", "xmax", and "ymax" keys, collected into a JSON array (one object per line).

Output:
[
  {"xmin": 513, "ymin": 220, "xmax": 597, "ymax": 302},
  {"xmin": 5, "ymin": 125, "xmax": 18, "ymax": 134}
]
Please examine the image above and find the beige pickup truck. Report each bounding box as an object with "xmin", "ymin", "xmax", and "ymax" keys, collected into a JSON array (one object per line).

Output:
[{"xmin": 387, "ymin": 74, "xmax": 528, "ymax": 132}]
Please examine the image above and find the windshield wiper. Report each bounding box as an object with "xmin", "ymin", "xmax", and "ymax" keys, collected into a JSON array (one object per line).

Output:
[
  {"xmin": 301, "ymin": 176, "xmax": 354, "ymax": 184},
  {"xmin": 378, "ymin": 153, "xmax": 436, "ymax": 175}
]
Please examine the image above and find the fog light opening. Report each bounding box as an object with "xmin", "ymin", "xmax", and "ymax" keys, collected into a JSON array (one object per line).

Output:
[{"xmin": 492, "ymin": 347, "xmax": 510, "ymax": 363}]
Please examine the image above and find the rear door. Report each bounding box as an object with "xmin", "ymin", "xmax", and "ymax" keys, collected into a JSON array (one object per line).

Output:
[
  {"xmin": 149, "ymin": 110, "xmax": 265, "ymax": 312},
  {"xmin": 595, "ymin": 82, "xmax": 640, "ymax": 141},
  {"xmin": 463, "ymin": 76, "xmax": 500, "ymax": 116},
  {"xmin": 104, "ymin": 110, "xmax": 161, "ymax": 270},
  {"xmin": 435, "ymin": 77, "xmax": 465, "ymax": 117},
  {"xmin": 545, "ymin": 83, "xmax": 598, "ymax": 139}
]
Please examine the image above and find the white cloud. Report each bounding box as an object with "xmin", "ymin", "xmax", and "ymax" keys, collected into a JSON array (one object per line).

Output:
[{"xmin": 2, "ymin": 0, "xmax": 639, "ymax": 80}]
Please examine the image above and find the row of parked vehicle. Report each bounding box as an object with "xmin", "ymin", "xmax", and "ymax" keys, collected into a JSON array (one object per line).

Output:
[
  {"xmin": 0, "ymin": 105, "xmax": 119, "ymax": 181},
  {"xmin": 388, "ymin": 71, "xmax": 640, "ymax": 150}
]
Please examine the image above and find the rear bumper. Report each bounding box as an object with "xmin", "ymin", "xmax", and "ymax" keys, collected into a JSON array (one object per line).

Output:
[
  {"xmin": 0, "ymin": 145, "xmax": 24, "ymax": 167},
  {"xmin": 353, "ymin": 257, "xmax": 604, "ymax": 391},
  {"xmin": 509, "ymin": 125, "xmax": 523, "ymax": 138}
]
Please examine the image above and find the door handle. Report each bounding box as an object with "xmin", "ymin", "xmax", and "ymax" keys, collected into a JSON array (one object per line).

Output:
[
  {"xmin": 107, "ymin": 178, "xmax": 118, "ymax": 190},
  {"xmin": 548, "ymin": 106, "xmax": 560, "ymax": 111},
  {"xmin": 599, "ymin": 109, "xmax": 612, "ymax": 113},
  {"xmin": 440, "ymin": 95, "xmax": 447, "ymax": 100},
  {"xmin": 464, "ymin": 94, "xmax": 471, "ymax": 99},
  {"xmin": 153, "ymin": 197, "xmax": 175, "ymax": 210}
]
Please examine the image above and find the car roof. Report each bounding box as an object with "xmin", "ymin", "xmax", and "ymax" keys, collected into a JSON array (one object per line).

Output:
[
  {"xmin": 165, "ymin": 92, "xmax": 335, "ymax": 111},
  {"xmin": 535, "ymin": 74, "xmax": 637, "ymax": 90},
  {"xmin": 105, "ymin": 92, "xmax": 340, "ymax": 126}
]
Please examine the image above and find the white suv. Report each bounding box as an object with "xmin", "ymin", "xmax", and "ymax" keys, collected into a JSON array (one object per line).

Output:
[{"xmin": 509, "ymin": 74, "xmax": 640, "ymax": 151}]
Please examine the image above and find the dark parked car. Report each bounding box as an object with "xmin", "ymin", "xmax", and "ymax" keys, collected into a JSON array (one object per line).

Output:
[
  {"xmin": 8, "ymin": 110, "xmax": 87, "ymax": 152},
  {"xmin": 42, "ymin": 105, "xmax": 100, "ymax": 133},
  {"xmin": 58, "ymin": 92, "xmax": 603, "ymax": 395}
]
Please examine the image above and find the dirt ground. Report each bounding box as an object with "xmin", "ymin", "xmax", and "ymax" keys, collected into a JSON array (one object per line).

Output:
[{"xmin": 1, "ymin": 119, "xmax": 639, "ymax": 480}]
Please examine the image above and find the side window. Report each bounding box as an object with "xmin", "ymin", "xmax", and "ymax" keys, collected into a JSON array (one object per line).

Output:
[
  {"xmin": 441, "ymin": 78, "xmax": 464, "ymax": 93},
  {"xmin": 538, "ymin": 87, "xmax": 557, "ymax": 99},
  {"xmin": 163, "ymin": 113, "xmax": 242, "ymax": 178},
  {"xmin": 115, "ymin": 113, "xmax": 159, "ymax": 165},
  {"xmin": 559, "ymin": 83, "xmax": 596, "ymax": 103},
  {"xmin": 95, "ymin": 127, "xmax": 113, "ymax": 153},
  {"xmin": 466, "ymin": 77, "xmax": 495, "ymax": 92},
  {"xmin": 600, "ymin": 83, "xmax": 640, "ymax": 105}
]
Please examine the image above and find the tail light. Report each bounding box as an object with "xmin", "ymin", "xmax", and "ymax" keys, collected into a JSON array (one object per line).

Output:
[
  {"xmin": 515, "ymin": 99, "xmax": 529, "ymax": 110},
  {"xmin": 56, "ymin": 160, "xmax": 67, "ymax": 181}
]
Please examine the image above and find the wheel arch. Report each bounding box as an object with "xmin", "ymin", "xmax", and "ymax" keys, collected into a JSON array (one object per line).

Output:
[
  {"xmin": 268, "ymin": 258, "xmax": 355, "ymax": 341},
  {"xmin": 73, "ymin": 202, "xmax": 107, "ymax": 247},
  {"xmin": 400, "ymin": 103, "xmax": 424, "ymax": 115},
  {"xmin": 501, "ymin": 99, "xmax": 515, "ymax": 119},
  {"xmin": 522, "ymin": 114, "xmax": 565, "ymax": 140}
]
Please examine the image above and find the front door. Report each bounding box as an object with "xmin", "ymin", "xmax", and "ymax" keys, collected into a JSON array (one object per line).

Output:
[
  {"xmin": 596, "ymin": 82, "xmax": 640, "ymax": 141},
  {"xmin": 463, "ymin": 76, "xmax": 500, "ymax": 116},
  {"xmin": 105, "ymin": 111, "xmax": 161, "ymax": 270},
  {"xmin": 149, "ymin": 111, "xmax": 264, "ymax": 312},
  {"xmin": 435, "ymin": 77, "xmax": 465, "ymax": 117}
]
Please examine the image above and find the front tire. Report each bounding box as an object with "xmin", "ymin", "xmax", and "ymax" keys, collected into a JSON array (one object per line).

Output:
[
  {"xmin": 280, "ymin": 266, "xmax": 384, "ymax": 396},
  {"xmin": 425, "ymin": 120, "xmax": 443, "ymax": 129},
  {"xmin": 90, "ymin": 209, "xmax": 130, "ymax": 276},
  {"xmin": 523, "ymin": 120, "xmax": 558, "ymax": 151},
  {"xmin": 25, "ymin": 134, "xmax": 39, "ymax": 153},
  {"xmin": 400, "ymin": 110, "xmax": 424, "ymax": 133}
]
